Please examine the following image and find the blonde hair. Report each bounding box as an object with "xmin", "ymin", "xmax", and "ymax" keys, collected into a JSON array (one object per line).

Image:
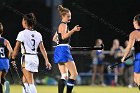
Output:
[
  {"xmin": 0, "ymin": 22, "xmax": 3, "ymax": 35},
  {"xmin": 58, "ymin": 5, "xmax": 70, "ymax": 16}
]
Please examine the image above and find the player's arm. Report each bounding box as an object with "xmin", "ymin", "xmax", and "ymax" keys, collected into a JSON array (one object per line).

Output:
[
  {"xmin": 12, "ymin": 41, "xmax": 21, "ymax": 59},
  {"xmin": 39, "ymin": 41, "xmax": 52, "ymax": 70},
  {"xmin": 110, "ymin": 47, "xmax": 115, "ymax": 56},
  {"xmin": 120, "ymin": 46, "xmax": 124, "ymax": 56},
  {"xmin": 52, "ymin": 32, "xmax": 58, "ymax": 43},
  {"xmin": 4, "ymin": 39, "xmax": 13, "ymax": 58},
  {"xmin": 59, "ymin": 24, "xmax": 81, "ymax": 40},
  {"xmin": 91, "ymin": 50, "xmax": 96, "ymax": 58},
  {"xmin": 121, "ymin": 32, "xmax": 135, "ymax": 62}
]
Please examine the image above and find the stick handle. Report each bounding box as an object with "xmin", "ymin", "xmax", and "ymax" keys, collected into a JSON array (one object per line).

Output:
[
  {"xmin": 110, "ymin": 55, "xmax": 133, "ymax": 69},
  {"xmin": 53, "ymin": 44, "xmax": 104, "ymax": 50}
]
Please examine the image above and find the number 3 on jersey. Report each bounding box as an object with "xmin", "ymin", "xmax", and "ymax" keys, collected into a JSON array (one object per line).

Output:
[{"xmin": 31, "ymin": 39, "xmax": 35, "ymax": 51}]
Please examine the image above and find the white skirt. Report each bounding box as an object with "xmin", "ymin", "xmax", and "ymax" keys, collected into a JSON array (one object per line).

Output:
[{"xmin": 21, "ymin": 55, "xmax": 39, "ymax": 72}]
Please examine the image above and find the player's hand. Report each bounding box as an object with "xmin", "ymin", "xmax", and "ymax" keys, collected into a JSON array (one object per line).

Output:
[
  {"xmin": 121, "ymin": 57, "xmax": 125, "ymax": 63},
  {"xmin": 73, "ymin": 25, "xmax": 81, "ymax": 32},
  {"xmin": 45, "ymin": 62, "xmax": 52, "ymax": 70},
  {"xmin": 11, "ymin": 61, "xmax": 16, "ymax": 67}
]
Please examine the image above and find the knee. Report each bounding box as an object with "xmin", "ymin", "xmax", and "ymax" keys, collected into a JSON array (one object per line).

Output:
[
  {"xmin": 61, "ymin": 73, "xmax": 68, "ymax": 80},
  {"xmin": 134, "ymin": 74, "xmax": 137, "ymax": 84},
  {"xmin": 22, "ymin": 75, "xmax": 34, "ymax": 84},
  {"xmin": 71, "ymin": 72, "xmax": 78, "ymax": 78}
]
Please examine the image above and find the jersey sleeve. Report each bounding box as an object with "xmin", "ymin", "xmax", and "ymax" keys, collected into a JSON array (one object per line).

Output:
[
  {"xmin": 38, "ymin": 32, "xmax": 43, "ymax": 42},
  {"xmin": 16, "ymin": 32, "xmax": 24, "ymax": 42}
]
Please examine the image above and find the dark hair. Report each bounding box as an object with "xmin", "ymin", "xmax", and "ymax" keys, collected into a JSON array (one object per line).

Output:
[
  {"xmin": 0, "ymin": 22, "xmax": 3, "ymax": 35},
  {"xmin": 23, "ymin": 13, "xmax": 36, "ymax": 27},
  {"xmin": 134, "ymin": 14, "xmax": 140, "ymax": 26},
  {"xmin": 58, "ymin": 5, "xmax": 70, "ymax": 16}
]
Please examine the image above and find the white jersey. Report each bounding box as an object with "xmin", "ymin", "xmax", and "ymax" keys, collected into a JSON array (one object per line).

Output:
[{"xmin": 16, "ymin": 29, "xmax": 42, "ymax": 54}]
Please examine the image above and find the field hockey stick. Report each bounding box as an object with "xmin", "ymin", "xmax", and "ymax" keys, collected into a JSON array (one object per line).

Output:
[
  {"xmin": 53, "ymin": 44, "xmax": 104, "ymax": 50},
  {"xmin": 8, "ymin": 66, "xmax": 15, "ymax": 84},
  {"xmin": 11, "ymin": 63, "xmax": 28, "ymax": 93},
  {"xmin": 107, "ymin": 54, "xmax": 133, "ymax": 70},
  {"xmin": 71, "ymin": 44, "xmax": 104, "ymax": 50}
]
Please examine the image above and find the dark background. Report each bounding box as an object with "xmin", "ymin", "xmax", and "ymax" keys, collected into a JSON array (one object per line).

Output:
[
  {"xmin": 63, "ymin": 0, "xmax": 140, "ymax": 49},
  {"xmin": 0, "ymin": 0, "xmax": 139, "ymax": 82},
  {"xmin": 0, "ymin": 0, "xmax": 140, "ymax": 50}
]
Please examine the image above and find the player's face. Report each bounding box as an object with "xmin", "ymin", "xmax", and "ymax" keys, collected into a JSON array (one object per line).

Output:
[
  {"xmin": 133, "ymin": 20, "xmax": 137, "ymax": 29},
  {"xmin": 96, "ymin": 39, "xmax": 102, "ymax": 46},
  {"xmin": 113, "ymin": 40, "xmax": 119, "ymax": 46},
  {"xmin": 62, "ymin": 12, "xmax": 71, "ymax": 23},
  {"xmin": 22, "ymin": 18, "xmax": 26, "ymax": 28}
]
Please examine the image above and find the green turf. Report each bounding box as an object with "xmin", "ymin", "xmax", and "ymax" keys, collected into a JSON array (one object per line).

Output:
[{"xmin": 10, "ymin": 85, "xmax": 139, "ymax": 93}]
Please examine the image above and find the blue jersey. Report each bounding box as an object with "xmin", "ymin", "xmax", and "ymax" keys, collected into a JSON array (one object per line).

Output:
[
  {"xmin": 0, "ymin": 37, "xmax": 8, "ymax": 59},
  {"xmin": 54, "ymin": 22, "xmax": 73, "ymax": 63},
  {"xmin": 0, "ymin": 37, "xmax": 9, "ymax": 72},
  {"xmin": 57, "ymin": 22, "xmax": 71, "ymax": 44},
  {"xmin": 96, "ymin": 50, "xmax": 103, "ymax": 62}
]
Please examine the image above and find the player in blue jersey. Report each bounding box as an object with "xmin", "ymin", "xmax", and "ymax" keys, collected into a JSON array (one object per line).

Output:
[
  {"xmin": 53, "ymin": 5, "xmax": 81, "ymax": 93},
  {"xmin": 0, "ymin": 22, "xmax": 13, "ymax": 93},
  {"xmin": 122, "ymin": 14, "xmax": 140, "ymax": 90},
  {"xmin": 91, "ymin": 39, "xmax": 105, "ymax": 86}
]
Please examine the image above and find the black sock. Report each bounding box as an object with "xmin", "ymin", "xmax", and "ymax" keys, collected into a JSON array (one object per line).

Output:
[
  {"xmin": 0, "ymin": 83, "xmax": 3, "ymax": 93},
  {"xmin": 67, "ymin": 79, "xmax": 75, "ymax": 93},
  {"xmin": 58, "ymin": 79, "xmax": 66, "ymax": 93},
  {"xmin": 138, "ymin": 85, "xmax": 140, "ymax": 91},
  {"xmin": 1, "ymin": 78, "xmax": 5, "ymax": 85}
]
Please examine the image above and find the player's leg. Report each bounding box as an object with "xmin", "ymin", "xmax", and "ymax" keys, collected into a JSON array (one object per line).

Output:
[
  {"xmin": 114, "ymin": 67, "xmax": 118, "ymax": 85},
  {"xmin": 118, "ymin": 65, "xmax": 124, "ymax": 85},
  {"xmin": 100, "ymin": 65, "xmax": 105, "ymax": 86},
  {"xmin": 2, "ymin": 58, "xmax": 10, "ymax": 93},
  {"xmin": 133, "ymin": 60, "xmax": 140, "ymax": 90},
  {"xmin": 91, "ymin": 64, "xmax": 97, "ymax": 85},
  {"xmin": 58, "ymin": 63, "xmax": 68, "ymax": 93},
  {"xmin": 128, "ymin": 66, "xmax": 133, "ymax": 88},
  {"xmin": 22, "ymin": 68, "xmax": 37, "ymax": 93},
  {"xmin": 134, "ymin": 73, "xmax": 140, "ymax": 90},
  {"xmin": 1, "ymin": 71, "xmax": 10, "ymax": 93},
  {"xmin": 0, "ymin": 71, "xmax": 3, "ymax": 93},
  {"xmin": 65, "ymin": 61, "xmax": 78, "ymax": 93}
]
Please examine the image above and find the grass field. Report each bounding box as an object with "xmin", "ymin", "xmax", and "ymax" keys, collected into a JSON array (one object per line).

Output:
[{"xmin": 9, "ymin": 85, "xmax": 140, "ymax": 93}]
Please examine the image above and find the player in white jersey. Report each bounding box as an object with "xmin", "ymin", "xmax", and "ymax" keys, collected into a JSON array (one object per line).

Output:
[{"xmin": 11, "ymin": 13, "xmax": 52, "ymax": 93}]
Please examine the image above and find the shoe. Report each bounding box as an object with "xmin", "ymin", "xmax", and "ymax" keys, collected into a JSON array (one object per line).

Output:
[
  {"xmin": 128, "ymin": 84, "xmax": 133, "ymax": 88},
  {"xmin": 4, "ymin": 81, "xmax": 10, "ymax": 93},
  {"xmin": 101, "ymin": 83, "xmax": 106, "ymax": 87},
  {"xmin": 90, "ymin": 83, "xmax": 96, "ymax": 86}
]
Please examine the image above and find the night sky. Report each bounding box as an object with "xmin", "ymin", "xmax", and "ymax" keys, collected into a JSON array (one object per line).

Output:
[{"xmin": 0, "ymin": 0, "xmax": 140, "ymax": 50}]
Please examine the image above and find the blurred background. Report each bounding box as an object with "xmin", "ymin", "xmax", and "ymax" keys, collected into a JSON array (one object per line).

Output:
[{"xmin": 0, "ymin": 0, "xmax": 140, "ymax": 92}]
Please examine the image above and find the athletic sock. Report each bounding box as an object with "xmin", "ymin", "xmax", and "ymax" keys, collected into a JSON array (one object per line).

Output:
[
  {"xmin": 138, "ymin": 85, "xmax": 140, "ymax": 91},
  {"xmin": 58, "ymin": 79, "xmax": 66, "ymax": 93},
  {"xmin": 29, "ymin": 84, "xmax": 37, "ymax": 93},
  {"xmin": 22, "ymin": 83, "xmax": 30, "ymax": 93},
  {"xmin": 66, "ymin": 79, "xmax": 75, "ymax": 93},
  {"xmin": 4, "ymin": 81, "xmax": 10, "ymax": 93}
]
